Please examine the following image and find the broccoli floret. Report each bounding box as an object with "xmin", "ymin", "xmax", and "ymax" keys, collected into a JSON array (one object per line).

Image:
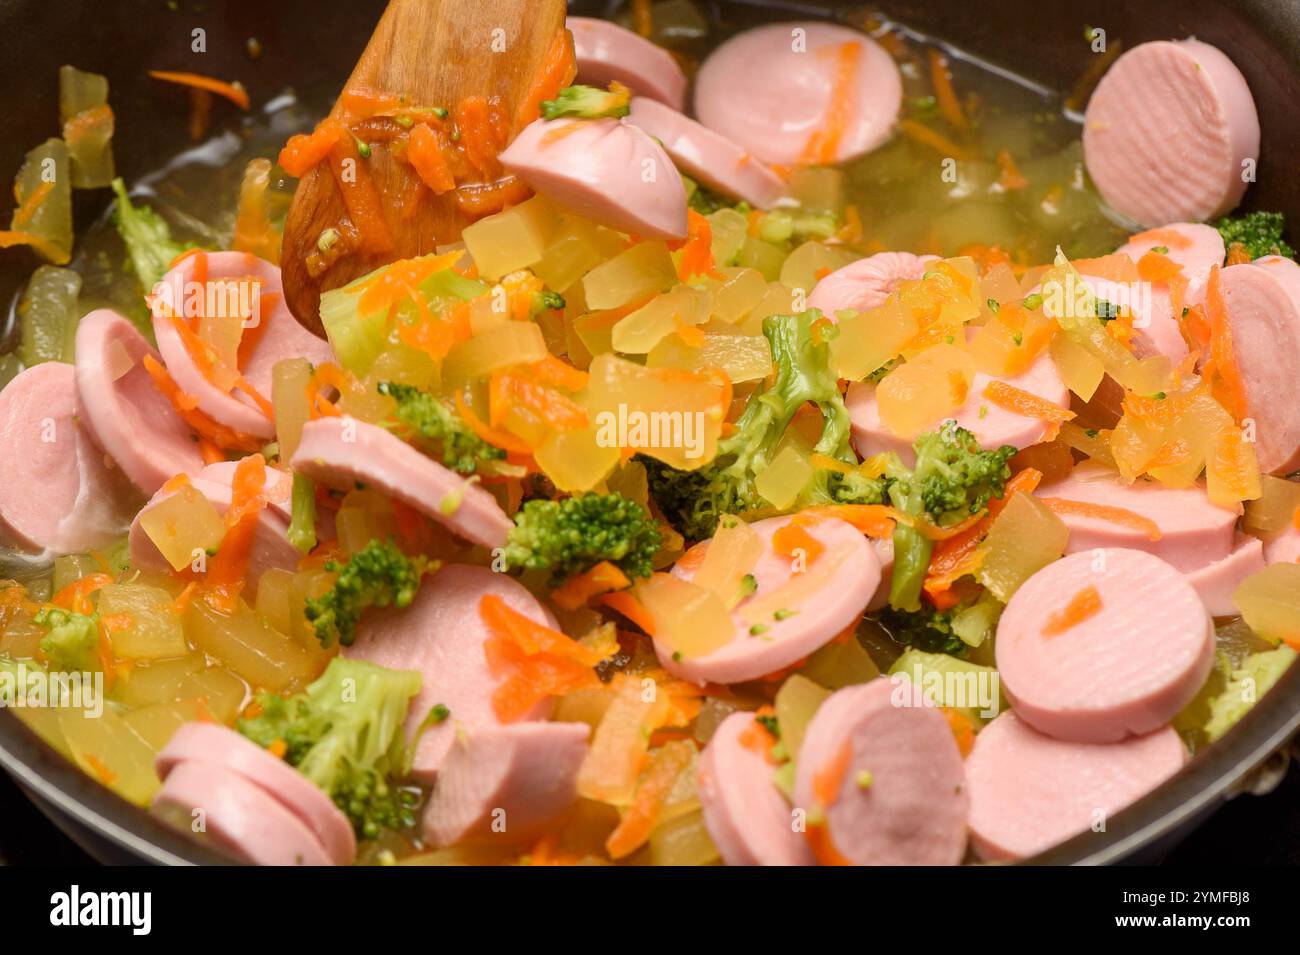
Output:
[
  {"xmin": 532, "ymin": 290, "xmax": 565, "ymax": 313},
  {"xmin": 503, "ymin": 492, "xmax": 661, "ymax": 582},
  {"xmin": 1216, "ymin": 211, "xmax": 1295, "ymax": 260},
  {"xmin": 110, "ymin": 177, "xmax": 193, "ymax": 290},
  {"xmin": 304, "ymin": 539, "xmax": 428, "ymax": 647},
  {"xmin": 540, "ymin": 83, "xmax": 630, "ymax": 120},
  {"xmin": 377, "ymin": 381, "xmax": 506, "ymax": 475},
  {"xmin": 34, "ymin": 607, "xmax": 100, "ymax": 673},
  {"xmin": 874, "ymin": 605, "xmax": 967, "ymax": 657},
  {"xmin": 238, "ymin": 657, "xmax": 424, "ymax": 839},
  {"xmin": 646, "ymin": 311, "xmax": 855, "ymax": 540}
]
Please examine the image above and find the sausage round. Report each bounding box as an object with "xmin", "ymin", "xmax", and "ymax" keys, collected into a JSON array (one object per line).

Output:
[
  {"xmin": 75, "ymin": 308, "xmax": 205, "ymax": 496},
  {"xmin": 625, "ymin": 98, "xmax": 787, "ymax": 209},
  {"xmin": 659, "ymin": 514, "xmax": 879, "ymax": 685},
  {"xmin": 499, "ymin": 117, "xmax": 688, "ymax": 240},
  {"xmin": 694, "ymin": 22, "xmax": 902, "ymax": 166},
  {"xmin": 807, "ymin": 251, "xmax": 937, "ymax": 318},
  {"xmin": 422, "ymin": 720, "xmax": 589, "ymax": 848},
  {"xmin": 792, "ymin": 678, "xmax": 968, "ymax": 865},
  {"xmin": 151, "ymin": 758, "xmax": 334, "ymax": 865},
  {"xmin": 156, "ymin": 721, "xmax": 356, "ymax": 865},
  {"xmin": 995, "ymin": 548, "xmax": 1214, "ymax": 743},
  {"xmin": 1184, "ymin": 534, "xmax": 1264, "ymax": 617},
  {"xmin": 152, "ymin": 251, "xmax": 334, "ymax": 439},
  {"xmin": 343, "ymin": 564, "xmax": 556, "ymax": 785},
  {"xmin": 1083, "ymin": 39, "xmax": 1259, "ymax": 227},
  {"xmin": 568, "ymin": 16, "xmax": 687, "ymax": 111},
  {"xmin": 1115, "ymin": 222, "xmax": 1225, "ymax": 307},
  {"xmin": 966, "ymin": 710, "xmax": 1186, "ymax": 861},
  {"xmin": 697, "ymin": 711, "xmax": 814, "ymax": 866},
  {"xmin": 0, "ymin": 361, "xmax": 136, "ymax": 555},
  {"xmin": 291, "ymin": 415, "xmax": 513, "ymax": 550}
]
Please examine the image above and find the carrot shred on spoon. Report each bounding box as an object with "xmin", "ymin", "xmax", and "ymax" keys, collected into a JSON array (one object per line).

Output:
[
  {"xmin": 1042, "ymin": 585, "xmax": 1103, "ymax": 637},
  {"xmin": 516, "ymin": 27, "xmax": 577, "ymax": 130},
  {"xmin": 148, "ymin": 70, "xmax": 250, "ymax": 110}
]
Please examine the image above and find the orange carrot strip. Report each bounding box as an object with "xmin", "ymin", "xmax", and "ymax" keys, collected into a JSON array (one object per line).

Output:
[
  {"xmin": 1038, "ymin": 497, "xmax": 1162, "ymax": 541},
  {"xmin": 800, "ymin": 42, "xmax": 862, "ymax": 164},
  {"xmin": 11, "ymin": 180, "xmax": 53, "ymax": 227},
  {"xmin": 898, "ymin": 118, "xmax": 975, "ymax": 160},
  {"xmin": 1043, "ymin": 585, "xmax": 1103, "ymax": 636},
  {"xmin": 141, "ymin": 355, "xmax": 263, "ymax": 452},
  {"xmin": 406, "ymin": 122, "xmax": 456, "ymax": 195},
  {"xmin": 1204, "ymin": 265, "xmax": 1249, "ymax": 422},
  {"xmin": 771, "ymin": 523, "xmax": 825, "ymax": 565},
  {"xmin": 201, "ymin": 454, "xmax": 267, "ymax": 613},
  {"xmin": 51, "ymin": 573, "xmax": 115, "ymax": 615},
  {"xmin": 605, "ymin": 742, "xmax": 693, "ymax": 860},
  {"xmin": 480, "ymin": 594, "xmax": 605, "ymax": 667},
  {"xmin": 551, "ymin": 561, "xmax": 632, "ymax": 611},
  {"xmin": 982, "ymin": 379, "xmax": 1076, "ymax": 423},
  {"xmin": 454, "ymin": 393, "xmax": 535, "ymax": 454},
  {"xmin": 148, "ymin": 70, "xmax": 250, "ymax": 110},
  {"xmin": 799, "ymin": 504, "xmax": 896, "ymax": 539},
  {"xmin": 516, "ymin": 28, "xmax": 577, "ymax": 130},
  {"xmin": 326, "ymin": 132, "xmax": 394, "ymax": 255},
  {"xmin": 597, "ymin": 590, "xmax": 657, "ymax": 636},
  {"xmin": 278, "ymin": 121, "xmax": 344, "ymax": 177},
  {"xmin": 942, "ymin": 707, "xmax": 976, "ymax": 756},
  {"xmin": 929, "ymin": 49, "xmax": 968, "ymax": 131}
]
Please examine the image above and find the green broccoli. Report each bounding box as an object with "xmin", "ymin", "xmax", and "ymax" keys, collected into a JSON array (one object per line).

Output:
[
  {"xmin": 874, "ymin": 605, "xmax": 967, "ymax": 657},
  {"xmin": 377, "ymin": 381, "xmax": 506, "ymax": 475},
  {"xmin": 34, "ymin": 607, "xmax": 101, "ymax": 673},
  {"xmin": 286, "ymin": 472, "xmax": 318, "ymax": 554},
  {"xmin": 110, "ymin": 177, "xmax": 193, "ymax": 290},
  {"xmin": 237, "ymin": 656, "xmax": 424, "ymax": 839},
  {"xmin": 1215, "ymin": 210, "xmax": 1295, "ymax": 260},
  {"xmin": 646, "ymin": 311, "xmax": 859, "ymax": 540},
  {"xmin": 304, "ymin": 539, "xmax": 429, "ymax": 647},
  {"xmin": 503, "ymin": 492, "xmax": 661, "ymax": 582},
  {"xmin": 540, "ymin": 84, "xmax": 630, "ymax": 120},
  {"xmin": 884, "ymin": 421, "xmax": 1016, "ymax": 611},
  {"xmin": 532, "ymin": 290, "xmax": 565, "ymax": 314}
]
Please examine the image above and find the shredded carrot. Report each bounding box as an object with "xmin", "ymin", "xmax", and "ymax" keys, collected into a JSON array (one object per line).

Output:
[
  {"xmin": 141, "ymin": 355, "xmax": 263, "ymax": 452},
  {"xmin": 675, "ymin": 209, "xmax": 722, "ymax": 281},
  {"xmin": 1204, "ymin": 266, "xmax": 1249, "ymax": 422},
  {"xmin": 982, "ymin": 380, "xmax": 1076, "ymax": 423},
  {"xmin": 267, "ymin": 739, "xmax": 289, "ymax": 759},
  {"xmin": 898, "ymin": 118, "xmax": 975, "ymax": 160},
  {"xmin": 338, "ymin": 87, "xmax": 404, "ymax": 122},
  {"xmin": 1128, "ymin": 226, "xmax": 1193, "ymax": 250},
  {"xmin": 928, "ymin": 49, "xmax": 968, "ymax": 131},
  {"xmin": 481, "ymin": 594, "xmax": 605, "ymax": 666},
  {"xmin": 597, "ymin": 590, "xmax": 657, "ymax": 636},
  {"xmin": 0, "ymin": 230, "xmax": 68, "ymax": 264},
  {"xmin": 737, "ymin": 708, "xmax": 780, "ymax": 763},
  {"xmin": 454, "ymin": 393, "xmax": 534, "ymax": 454},
  {"xmin": 171, "ymin": 581, "xmax": 199, "ymax": 614},
  {"xmin": 51, "ymin": 573, "xmax": 114, "ymax": 615},
  {"xmin": 326, "ymin": 131, "xmax": 394, "ymax": 255},
  {"xmin": 942, "ymin": 707, "xmax": 976, "ymax": 756},
  {"xmin": 516, "ymin": 28, "xmax": 577, "ymax": 130},
  {"xmin": 1038, "ymin": 497, "xmax": 1162, "ymax": 541},
  {"xmin": 995, "ymin": 150, "xmax": 1028, "ymax": 191},
  {"xmin": 1043, "ymin": 585, "xmax": 1103, "ymax": 636},
  {"xmin": 454, "ymin": 96, "xmax": 505, "ymax": 181},
  {"xmin": 201, "ymin": 454, "xmax": 267, "ymax": 613},
  {"xmin": 771, "ymin": 522, "xmax": 825, "ymax": 566},
  {"xmin": 85, "ymin": 754, "xmax": 118, "ymax": 787},
  {"xmin": 11, "ymin": 180, "xmax": 53, "ymax": 228},
  {"xmin": 453, "ymin": 175, "xmax": 532, "ymax": 218},
  {"xmin": 406, "ymin": 122, "xmax": 456, "ymax": 195},
  {"xmin": 148, "ymin": 70, "xmax": 250, "ymax": 110},
  {"xmin": 551, "ymin": 561, "xmax": 631, "ymax": 612},
  {"xmin": 801, "ymin": 504, "xmax": 897, "ymax": 539},
  {"xmin": 1225, "ymin": 241, "xmax": 1252, "ymax": 266},
  {"xmin": 605, "ymin": 740, "xmax": 693, "ymax": 859},
  {"xmin": 278, "ymin": 121, "xmax": 344, "ymax": 178},
  {"xmin": 812, "ymin": 740, "xmax": 852, "ymax": 808},
  {"xmin": 1209, "ymin": 427, "xmax": 1260, "ymax": 501},
  {"xmin": 800, "ymin": 42, "xmax": 862, "ymax": 164}
]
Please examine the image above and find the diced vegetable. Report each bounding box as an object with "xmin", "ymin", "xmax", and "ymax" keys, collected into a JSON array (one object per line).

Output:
[
  {"xmin": 778, "ymin": 240, "xmax": 855, "ymax": 295},
  {"xmin": 57, "ymin": 705, "xmax": 159, "ymax": 805},
  {"xmin": 576, "ymin": 675, "xmax": 670, "ymax": 805},
  {"xmin": 635, "ymin": 572, "xmax": 732, "ymax": 659},
  {"xmin": 690, "ymin": 517, "xmax": 763, "ymax": 609},
  {"xmin": 976, "ymin": 491, "xmax": 1069, "ymax": 602},
  {"xmin": 123, "ymin": 699, "xmax": 203, "ymax": 751},
  {"xmin": 532, "ymin": 215, "xmax": 623, "ymax": 293},
  {"xmin": 1244, "ymin": 476, "xmax": 1300, "ymax": 536},
  {"xmin": 647, "ymin": 809, "xmax": 720, "ymax": 866},
  {"xmin": 59, "ymin": 65, "xmax": 115, "ymax": 189},
  {"xmin": 441, "ymin": 320, "xmax": 548, "ymax": 391},
  {"xmin": 4, "ymin": 139, "xmax": 73, "ymax": 264},
  {"xmin": 18, "ymin": 265, "xmax": 81, "ymax": 366},
  {"xmin": 582, "ymin": 241, "xmax": 677, "ymax": 310},
  {"xmin": 799, "ymin": 633, "xmax": 880, "ymax": 689},
  {"xmin": 98, "ymin": 583, "xmax": 187, "ymax": 660},
  {"xmin": 137, "ymin": 483, "xmax": 227, "ymax": 572},
  {"xmin": 774, "ymin": 674, "xmax": 830, "ymax": 761},
  {"xmin": 754, "ymin": 444, "xmax": 814, "ymax": 510},
  {"xmin": 611, "ymin": 285, "xmax": 709, "ymax": 354},
  {"xmin": 462, "ymin": 195, "xmax": 559, "ymax": 280},
  {"xmin": 888, "ymin": 648, "xmax": 1003, "ymax": 727},
  {"xmin": 1232, "ymin": 564, "xmax": 1300, "ymax": 646},
  {"xmin": 646, "ymin": 323, "xmax": 772, "ymax": 383},
  {"xmin": 831, "ymin": 296, "xmax": 919, "ymax": 380},
  {"xmin": 184, "ymin": 598, "xmax": 318, "ymax": 693},
  {"xmin": 111, "ymin": 654, "xmax": 204, "ymax": 708},
  {"xmin": 707, "ymin": 208, "xmax": 748, "ymax": 267},
  {"xmin": 876, "ymin": 342, "xmax": 975, "ymax": 439},
  {"xmin": 1204, "ymin": 645, "xmax": 1297, "ymax": 741}
]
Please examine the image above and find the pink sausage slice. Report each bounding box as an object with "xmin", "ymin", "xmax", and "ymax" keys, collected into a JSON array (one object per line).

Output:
[
  {"xmin": 694, "ymin": 22, "xmax": 902, "ymax": 166},
  {"xmin": 0, "ymin": 362, "xmax": 136, "ymax": 555},
  {"xmin": 344, "ymin": 564, "xmax": 556, "ymax": 785},
  {"xmin": 1217, "ymin": 258, "xmax": 1300, "ymax": 473},
  {"xmin": 966, "ymin": 710, "xmax": 1186, "ymax": 861},
  {"xmin": 291, "ymin": 416, "xmax": 512, "ymax": 550},
  {"xmin": 996, "ymin": 548, "xmax": 1214, "ymax": 743},
  {"xmin": 157, "ymin": 722, "xmax": 356, "ymax": 865},
  {"xmin": 499, "ymin": 117, "xmax": 687, "ymax": 240},
  {"xmin": 625, "ymin": 98, "xmax": 786, "ymax": 209},
  {"xmin": 422, "ymin": 721, "xmax": 589, "ymax": 848},
  {"xmin": 846, "ymin": 336, "xmax": 1069, "ymax": 467},
  {"xmin": 1037, "ymin": 462, "xmax": 1237, "ymax": 573},
  {"xmin": 75, "ymin": 309, "xmax": 205, "ymax": 496},
  {"xmin": 151, "ymin": 758, "xmax": 333, "ymax": 865},
  {"xmin": 152, "ymin": 251, "xmax": 333, "ymax": 439},
  {"xmin": 792, "ymin": 678, "xmax": 968, "ymax": 866},
  {"xmin": 1185, "ymin": 534, "xmax": 1265, "ymax": 617},
  {"xmin": 1115, "ymin": 222, "xmax": 1225, "ymax": 306},
  {"xmin": 568, "ymin": 16, "xmax": 687, "ymax": 111},
  {"xmin": 1083, "ymin": 39, "xmax": 1259, "ymax": 227},
  {"xmin": 128, "ymin": 463, "xmax": 299, "ymax": 594},
  {"xmin": 1263, "ymin": 523, "xmax": 1300, "ymax": 565},
  {"xmin": 698, "ymin": 711, "xmax": 814, "ymax": 866},
  {"xmin": 807, "ymin": 252, "xmax": 937, "ymax": 318},
  {"xmin": 660, "ymin": 515, "xmax": 879, "ymax": 685}
]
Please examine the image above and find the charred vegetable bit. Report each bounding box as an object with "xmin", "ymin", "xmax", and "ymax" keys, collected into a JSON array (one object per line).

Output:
[
  {"xmin": 504, "ymin": 492, "xmax": 660, "ymax": 583},
  {"xmin": 304, "ymin": 538, "xmax": 428, "ymax": 647},
  {"xmin": 238, "ymin": 657, "xmax": 423, "ymax": 839},
  {"xmin": 1215, "ymin": 210, "xmax": 1294, "ymax": 260},
  {"xmin": 540, "ymin": 83, "xmax": 631, "ymax": 120},
  {"xmin": 34, "ymin": 607, "xmax": 100, "ymax": 673},
  {"xmin": 377, "ymin": 381, "xmax": 506, "ymax": 475},
  {"xmin": 110, "ymin": 177, "xmax": 192, "ymax": 290}
]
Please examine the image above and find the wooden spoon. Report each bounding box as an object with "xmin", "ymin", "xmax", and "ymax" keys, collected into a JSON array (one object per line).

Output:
[{"xmin": 280, "ymin": 0, "xmax": 569, "ymax": 335}]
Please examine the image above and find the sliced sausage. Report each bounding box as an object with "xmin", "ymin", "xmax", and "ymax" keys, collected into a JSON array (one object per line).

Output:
[
  {"xmin": 1216, "ymin": 257, "xmax": 1300, "ymax": 473},
  {"xmin": 128, "ymin": 462, "xmax": 299, "ymax": 593},
  {"xmin": 1263, "ymin": 523, "xmax": 1300, "ymax": 565},
  {"xmin": 807, "ymin": 252, "xmax": 937, "ymax": 318},
  {"xmin": 291, "ymin": 416, "xmax": 512, "ymax": 550},
  {"xmin": 568, "ymin": 16, "xmax": 687, "ymax": 111},
  {"xmin": 152, "ymin": 251, "xmax": 334, "ymax": 439},
  {"xmin": 151, "ymin": 759, "xmax": 334, "ymax": 865},
  {"xmin": 0, "ymin": 362, "xmax": 136, "ymax": 555},
  {"xmin": 1083, "ymin": 39, "xmax": 1259, "ymax": 227},
  {"xmin": 694, "ymin": 22, "xmax": 902, "ymax": 166},
  {"xmin": 422, "ymin": 720, "xmax": 589, "ymax": 848},
  {"xmin": 156, "ymin": 721, "xmax": 356, "ymax": 865},
  {"xmin": 966, "ymin": 710, "xmax": 1186, "ymax": 861},
  {"xmin": 343, "ymin": 564, "xmax": 556, "ymax": 785},
  {"xmin": 75, "ymin": 308, "xmax": 205, "ymax": 496},
  {"xmin": 1185, "ymin": 534, "xmax": 1265, "ymax": 617},
  {"xmin": 792, "ymin": 678, "xmax": 968, "ymax": 866},
  {"xmin": 499, "ymin": 117, "xmax": 687, "ymax": 240},
  {"xmin": 1115, "ymin": 222, "xmax": 1225, "ymax": 307},
  {"xmin": 845, "ymin": 335, "xmax": 1069, "ymax": 466},
  {"xmin": 698, "ymin": 711, "xmax": 814, "ymax": 866},
  {"xmin": 625, "ymin": 98, "xmax": 786, "ymax": 209},
  {"xmin": 867, "ymin": 537, "xmax": 893, "ymax": 612},
  {"xmin": 660, "ymin": 514, "xmax": 879, "ymax": 685},
  {"xmin": 996, "ymin": 547, "xmax": 1214, "ymax": 743}
]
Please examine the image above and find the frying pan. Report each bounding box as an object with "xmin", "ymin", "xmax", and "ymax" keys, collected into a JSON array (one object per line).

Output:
[{"xmin": 1, "ymin": 0, "xmax": 1299, "ymax": 866}]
